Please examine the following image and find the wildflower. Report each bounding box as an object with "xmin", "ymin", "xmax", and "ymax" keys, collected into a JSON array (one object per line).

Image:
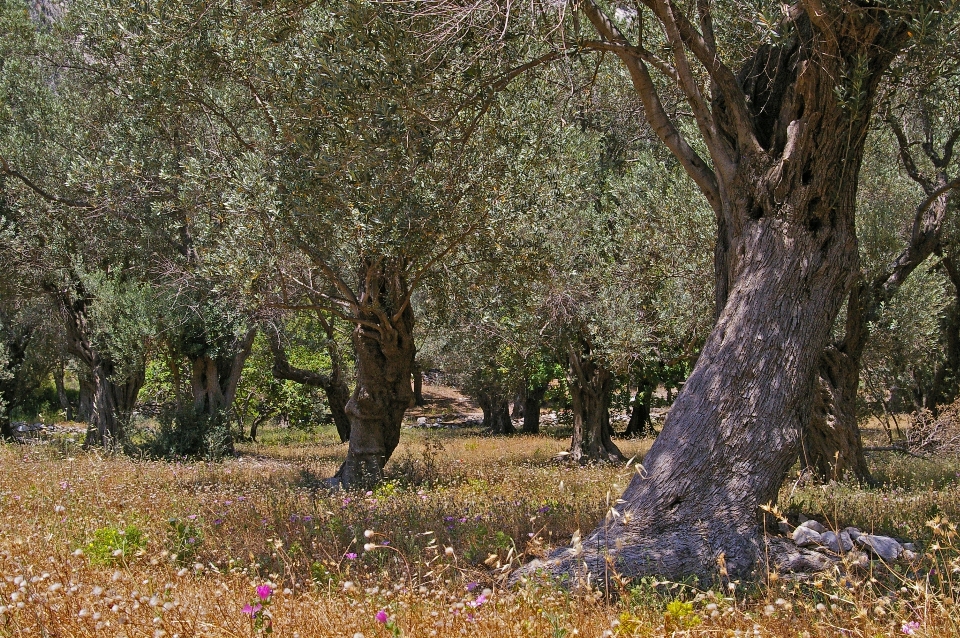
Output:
[
  {"xmin": 902, "ymin": 621, "xmax": 921, "ymax": 635},
  {"xmin": 364, "ymin": 529, "xmax": 375, "ymax": 538},
  {"xmin": 375, "ymin": 609, "xmax": 389, "ymax": 623},
  {"xmin": 364, "ymin": 543, "xmax": 376, "ymax": 552},
  {"xmin": 345, "ymin": 553, "xmax": 358, "ymax": 560},
  {"xmin": 466, "ymin": 582, "xmax": 478, "ymax": 591},
  {"xmin": 242, "ymin": 603, "xmax": 262, "ymax": 617},
  {"xmin": 54, "ymin": 504, "xmax": 65, "ymax": 513},
  {"xmin": 445, "ymin": 547, "xmax": 455, "ymax": 556},
  {"xmin": 256, "ymin": 584, "xmax": 272, "ymax": 600},
  {"xmin": 467, "ymin": 594, "xmax": 487, "ymax": 608},
  {"xmin": 302, "ymin": 516, "xmax": 312, "ymax": 523}
]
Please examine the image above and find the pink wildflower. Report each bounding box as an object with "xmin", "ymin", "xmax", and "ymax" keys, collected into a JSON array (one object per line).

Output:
[
  {"xmin": 256, "ymin": 584, "xmax": 272, "ymax": 600},
  {"xmin": 242, "ymin": 603, "xmax": 262, "ymax": 617},
  {"xmin": 375, "ymin": 609, "xmax": 389, "ymax": 623},
  {"xmin": 902, "ymin": 621, "xmax": 921, "ymax": 635}
]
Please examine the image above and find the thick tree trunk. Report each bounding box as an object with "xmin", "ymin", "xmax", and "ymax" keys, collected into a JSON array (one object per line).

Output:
[
  {"xmin": 189, "ymin": 327, "xmax": 255, "ymax": 417},
  {"xmin": 334, "ymin": 258, "xmax": 416, "ymax": 490},
  {"xmin": 517, "ymin": 8, "xmax": 907, "ymax": 583},
  {"xmin": 801, "ymin": 286, "xmax": 871, "ymax": 481},
  {"xmin": 479, "ymin": 390, "xmax": 514, "ymax": 434},
  {"xmin": 567, "ymin": 347, "xmax": 623, "ymax": 463},
  {"xmin": 522, "ymin": 383, "xmax": 547, "ymax": 434}
]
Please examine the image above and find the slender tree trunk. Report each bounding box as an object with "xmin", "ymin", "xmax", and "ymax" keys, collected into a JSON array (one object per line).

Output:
[
  {"xmin": 522, "ymin": 383, "xmax": 547, "ymax": 434},
  {"xmin": 411, "ymin": 361, "xmax": 425, "ymax": 407},
  {"xmin": 624, "ymin": 382, "xmax": 654, "ymax": 437},
  {"xmin": 334, "ymin": 258, "xmax": 416, "ymax": 490},
  {"xmin": 54, "ymin": 360, "xmax": 73, "ymax": 421},
  {"xmin": 567, "ymin": 347, "xmax": 623, "ymax": 463},
  {"xmin": 77, "ymin": 373, "xmax": 93, "ymax": 422},
  {"xmin": 268, "ymin": 325, "xmax": 351, "ymax": 442}
]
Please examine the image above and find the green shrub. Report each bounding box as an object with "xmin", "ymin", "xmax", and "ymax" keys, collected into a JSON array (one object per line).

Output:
[
  {"xmin": 84, "ymin": 525, "xmax": 146, "ymax": 565},
  {"xmin": 147, "ymin": 407, "xmax": 233, "ymax": 460}
]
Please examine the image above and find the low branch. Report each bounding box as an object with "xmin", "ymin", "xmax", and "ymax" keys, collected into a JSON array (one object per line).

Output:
[
  {"xmin": 0, "ymin": 156, "xmax": 93, "ymax": 209},
  {"xmin": 266, "ymin": 325, "xmax": 332, "ymax": 389}
]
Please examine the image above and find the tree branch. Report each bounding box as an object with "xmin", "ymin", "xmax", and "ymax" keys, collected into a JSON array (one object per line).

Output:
[
  {"xmin": 0, "ymin": 156, "xmax": 93, "ymax": 209},
  {"xmin": 580, "ymin": 0, "xmax": 721, "ymax": 212}
]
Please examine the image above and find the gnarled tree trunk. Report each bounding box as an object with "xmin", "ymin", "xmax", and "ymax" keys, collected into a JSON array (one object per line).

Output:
[
  {"xmin": 567, "ymin": 345, "xmax": 623, "ymax": 463},
  {"xmin": 333, "ymin": 258, "xmax": 416, "ymax": 490},
  {"xmin": 520, "ymin": 4, "xmax": 908, "ymax": 583},
  {"xmin": 189, "ymin": 327, "xmax": 256, "ymax": 418}
]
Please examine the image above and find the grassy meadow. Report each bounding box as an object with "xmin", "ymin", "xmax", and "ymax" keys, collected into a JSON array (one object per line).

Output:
[{"xmin": 0, "ymin": 416, "xmax": 958, "ymax": 637}]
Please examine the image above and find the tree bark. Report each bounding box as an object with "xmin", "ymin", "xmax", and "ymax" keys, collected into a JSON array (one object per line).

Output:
[
  {"xmin": 567, "ymin": 346, "xmax": 623, "ymax": 463},
  {"xmin": 511, "ymin": 387, "xmax": 525, "ymax": 419},
  {"xmin": 522, "ymin": 382, "xmax": 547, "ymax": 434},
  {"xmin": 77, "ymin": 372, "xmax": 93, "ymax": 422},
  {"xmin": 189, "ymin": 327, "xmax": 256, "ymax": 418},
  {"xmin": 333, "ymin": 258, "xmax": 416, "ymax": 490},
  {"xmin": 518, "ymin": 5, "xmax": 908, "ymax": 583}
]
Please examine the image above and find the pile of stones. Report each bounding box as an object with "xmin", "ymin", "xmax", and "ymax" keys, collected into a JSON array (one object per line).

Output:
[{"xmin": 786, "ymin": 518, "xmax": 918, "ymax": 563}]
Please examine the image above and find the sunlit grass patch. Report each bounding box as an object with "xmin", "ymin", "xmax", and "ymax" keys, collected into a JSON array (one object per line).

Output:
[{"xmin": 0, "ymin": 431, "xmax": 956, "ymax": 637}]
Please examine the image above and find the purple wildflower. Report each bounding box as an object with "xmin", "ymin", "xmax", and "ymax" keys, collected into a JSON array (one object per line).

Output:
[
  {"xmin": 256, "ymin": 584, "xmax": 272, "ymax": 600},
  {"xmin": 242, "ymin": 603, "xmax": 262, "ymax": 617},
  {"xmin": 902, "ymin": 621, "xmax": 921, "ymax": 635},
  {"xmin": 375, "ymin": 609, "xmax": 389, "ymax": 623},
  {"xmin": 345, "ymin": 553, "xmax": 357, "ymax": 560}
]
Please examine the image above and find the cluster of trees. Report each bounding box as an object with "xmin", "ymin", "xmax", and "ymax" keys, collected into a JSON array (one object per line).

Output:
[{"xmin": 2, "ymin": 0, "xmax": 959, "ymax": 582}]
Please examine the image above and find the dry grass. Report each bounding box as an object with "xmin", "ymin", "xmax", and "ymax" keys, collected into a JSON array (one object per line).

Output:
[{"xmin": 0, "ymin": 423, "xmax": 957, "ymax": 637}]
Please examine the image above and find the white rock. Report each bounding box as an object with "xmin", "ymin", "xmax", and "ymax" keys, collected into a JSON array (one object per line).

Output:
[
  {"xmin": 798, "ymin": 520, "xmax": 827, "ymax": 534},
  {"xmin": 793, "ymin": 526, "xmax": 822, "ymax": 547},
  {"xmin": 416, "ymin": 417, "xmax": 427, "ymax": 426},
  {"xmin": 903, "ymin": 543, "xmax": 916, "ymax": 551},
  {"xmin": 856, "ymin": 534, "xmax": 902, "ymax": 562}
]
